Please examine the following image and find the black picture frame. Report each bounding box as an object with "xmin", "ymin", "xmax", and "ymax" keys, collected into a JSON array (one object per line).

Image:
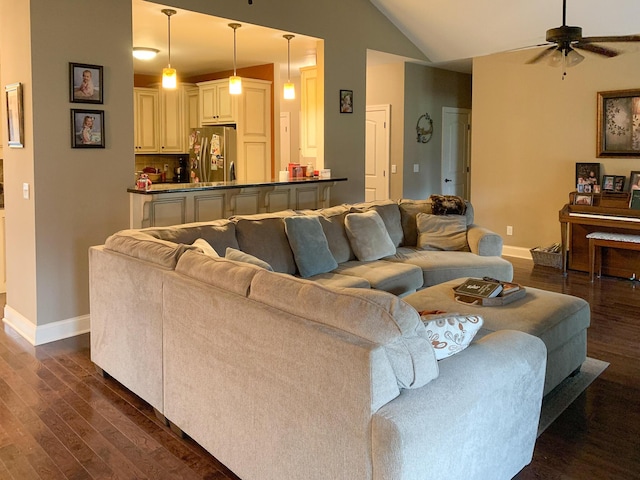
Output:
[
  {"xmin": 630, "ymin": 171, "xmax": 640, "ymax": 192},
  {"xmin": 340, "ymin": 89, "xmax": 353, "ymax": 113},
  {"xmin": 602, "ymin": 175, "xmax": 615, "ymax": 191},
  {"xmin": 613, "ymin": 175, "xmax": 626, "ymax": 192},
  {"xmin": 5, "ymin": 82, "xmax": 24, "ymax": 148},
  {"xmin": 575, "ymin": 162, "xmax": 600, "ymax": 187},
  {"xmin": 69, "ymin": 62, "xmax": 103, "ymax": 104},
  {"xmin": 596, "ymin": 89, "xmax": 640, "ymax": 158},
  {"xmin": 71, "ymin": 109, "xmax": 105, "ymax": 148}
]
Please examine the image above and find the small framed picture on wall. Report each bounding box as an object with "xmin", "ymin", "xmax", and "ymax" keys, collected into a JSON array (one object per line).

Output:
[
  {"xmin": 69, "ymin": 62, "xmax": 103, "ymax": 104},
  {"xmin": 71, "ymin": 109, "xmax": 105, "ymax": 148},
  {"xmin": 340, "ymin": 89, "xmax": 353, "ymax": 113}
]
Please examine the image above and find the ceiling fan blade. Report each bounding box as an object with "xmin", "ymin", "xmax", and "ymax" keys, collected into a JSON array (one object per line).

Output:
[
  {"xmin": 580, "ymin": 35, "xmax": 640, "ymax": 43},
  {"xmin": 575, "ymin": 43, "xmax": 620, "ymax": 58},
  {"xmin": 526, "ymin": 46, "xmax": 557, "ymax": 64}
]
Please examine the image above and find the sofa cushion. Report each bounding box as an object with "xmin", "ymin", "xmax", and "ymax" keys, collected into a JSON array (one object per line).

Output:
[
  {"xmin": 352, "ymin": 200, "xmax": 404, "ymax": 247},
  {"xmin": 143, "ymin": 219, "xmax": 239, "ymax": 255},
  {"xmin": 398, "ymin": 199, "xmax": 432, "ymax": 247},
  {"xmin": 175, "ymin": 250, "xmax": 261, "ymax": 297},
  {"xmin": 307, "ymin": 205, "xmax": 356, "ymax": 263},
  {"xmin": 104, "ymin": 231, "xmax": 195, "ymax": 269},
  {"xmin": 248, "ymin": 271, "xmax": 439, "ymax": 389},
  {"xmin": 284, "ymin": 216, "xmax": 338, "ymax": 278},
  {"xmin": 334, "ymin": 260, "xmax": 424, "ymax": 296},
  {"xmin": 233, "ymin": 212, "xmax": 298, "ymax": 274},
  {"xmin": 225, "ymin": 247, "xmax": 273, "ymax": 271},
  {"xmin": 420, "ymin": 313, "xmax": 484, "ymax": 360},
  {"xmin": 192, "ymin": 238, "xmax": 220, "ymax": 257},
  {"xmin": 345, "ymin": 211, "xmax": 396, "ymax": 261},
  {"xmin": 305, "ymin": 272, "xmax": 371, "ymax": 289},
  {"xmin": 416, "ymin": 213, "xmax": 469, "ymax": 251}
]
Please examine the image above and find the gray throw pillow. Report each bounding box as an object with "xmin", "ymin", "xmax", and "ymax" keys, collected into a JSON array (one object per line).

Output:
[
  {"xmin": 192, "ymin": 238, "xmax": 220, "ymax": 257},
  {"xmin": 225, "ymin": 247, "xmax": 273, "ymax": 271},
  {"xmin": 284, "ymin": 216, "xmax": 338, "ymax": 278},
  {"xmin": 344, "ymin": 210, "xmax": 397, "ymax": 261},
  {"xmin": 416, "ymin": 213, "xmax": 468, "ymax": 251}
]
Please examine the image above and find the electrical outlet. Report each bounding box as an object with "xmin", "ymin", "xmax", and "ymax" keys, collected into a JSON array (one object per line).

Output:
[
  {"xmin": 413, "ymin": 164, "xmax": 419, "ymax": 173},
  {"xmin": 506, "ymin": 225, "xmax": 513, "ymax": 236},
  {"xmin": 391, "ymin": 164, "xmax": 397, "ymax": 174}
]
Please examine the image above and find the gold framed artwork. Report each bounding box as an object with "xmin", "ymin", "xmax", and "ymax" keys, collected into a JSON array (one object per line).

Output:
[
  {"xmin": 5, "ymin": 82, "xmax": 24, "ymax": 148},
  {"xmin": 596, "ymin": 88, "xmax": 640, "ymax": 157}
]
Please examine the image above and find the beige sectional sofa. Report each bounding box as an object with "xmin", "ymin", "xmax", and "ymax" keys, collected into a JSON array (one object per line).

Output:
[{"xmin": 89, "ymin": 198, "xmax": 547, "ymax": 479}]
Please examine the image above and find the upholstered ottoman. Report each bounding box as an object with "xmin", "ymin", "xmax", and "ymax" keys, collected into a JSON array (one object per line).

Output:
[{"xmin": 404, "ymin": 279, "xmax": 590, "ymax": 396}]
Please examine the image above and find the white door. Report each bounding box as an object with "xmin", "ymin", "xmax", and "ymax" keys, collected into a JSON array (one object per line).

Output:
[
  {"xmin": 441, "ymin": 107, "xmax": 471, "ymax": 198},
  {"xmin": 280, "ymin": 112, "xmax": 291, "ymax": 169},
  {"xmin": 365, "ymin": 105, "xmax": 390, "ymax": 201}
]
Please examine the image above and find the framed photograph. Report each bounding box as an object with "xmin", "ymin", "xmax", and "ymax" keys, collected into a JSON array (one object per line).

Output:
[
  {"xmin": 574, "ymin": 194, "xmax": 593, "ymax": 206},
  {"xmin": 630, "ymin": 171, "xmax": 640, "ymax": 191},
  {"xmin": 602, "ymin": 175, "xmax": 615, "ymax": 191},
  {"xmin": 593, "ymin": 184, "xmax": 601, "ymax": 194},
  {"xmin": 583, "ymin": 184, "xmax": 592, "ymax": 193},
  {"xmin": 596, "ymin": 89, "xmax": 640, "ymax": 157},
  {"xmin": 71, "ymin": 109, "xmax": 105, "ymax": 148},
  {"xmin": 340, "ymin": 89, "xmax": 353, "ymax": 113},
  {"xmin": 69, "ymin": 63, "xmax": 103, "ymax": 104},
  {"xmin": 614, "ymin": 175, "xmax": 626, "ymax": 192},
  {"xmin": 5, "ymin": 82, "xmax": 24, "ymax": 148},
  {"xmin": 576, "ymin": 162, "xmax": 600, "ymax": 187}
]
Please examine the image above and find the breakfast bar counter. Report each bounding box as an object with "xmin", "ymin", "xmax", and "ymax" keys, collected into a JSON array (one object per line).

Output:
[{"xmin": 128, "ymin": 177, "xmax": 347, "ymax": 228}]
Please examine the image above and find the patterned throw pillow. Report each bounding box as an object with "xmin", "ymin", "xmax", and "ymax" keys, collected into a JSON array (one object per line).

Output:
[
  {"xmin": 430, "ymin": 194, "xmax": 467, "ymax": 216},
  {"xmin": 420, "ymin": 312, "xmax": 483, "ymax": 360}
]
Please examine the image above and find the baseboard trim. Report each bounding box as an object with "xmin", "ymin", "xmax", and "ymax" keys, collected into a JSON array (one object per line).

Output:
[
  {"xmin": 3, "ymin": 304, "xmax": 90, "ymax": 346},
  {"xmin": 502, "ymin": 245, "xmax": 533, "ymax": 259}
]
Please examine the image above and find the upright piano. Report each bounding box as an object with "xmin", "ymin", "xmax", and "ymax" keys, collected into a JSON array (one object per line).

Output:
[{"xmin": 559, "ymin": 202, "xmax": 640, "ymax": 277}]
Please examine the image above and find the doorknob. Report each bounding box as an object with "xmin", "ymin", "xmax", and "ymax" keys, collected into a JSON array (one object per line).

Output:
[{"xmin": 444, "ymin": 178, "xmax": 452, "ymax": 183}]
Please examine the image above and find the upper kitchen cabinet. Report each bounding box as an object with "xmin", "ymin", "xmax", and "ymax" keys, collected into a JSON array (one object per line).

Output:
[
  {"xmin": 198, "ymin": 80, "xmax": 236, "ymax": 124},
  {"xmin": 134, "ymin": 87, "xmax": 160, "ymax": 153},
  {"xmin": 134, "ymin": 84, "xmax": 195, "ymax": 154},
  {"xmin": 300, "ymin": 66, "xmax": 324, "ymax": 168}
]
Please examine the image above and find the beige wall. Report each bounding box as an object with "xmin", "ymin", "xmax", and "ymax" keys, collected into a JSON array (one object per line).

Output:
[
  {"xmin": 1, "ymin": 0, "xmax": 133, "ymax": 330},
  {"xmin": 472, "ymin": 49, "xmax": 640, "ymax": 252}
]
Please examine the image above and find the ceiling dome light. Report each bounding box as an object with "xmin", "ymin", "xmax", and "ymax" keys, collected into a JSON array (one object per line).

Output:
[{"xmin": 133, "ymin": 47, "xmax": 159, "ymax": 60}]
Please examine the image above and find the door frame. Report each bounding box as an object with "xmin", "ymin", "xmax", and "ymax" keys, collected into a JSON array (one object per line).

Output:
[{"xmin": 441, "ymin": 107, "xmax": 471, "ymax": 198}]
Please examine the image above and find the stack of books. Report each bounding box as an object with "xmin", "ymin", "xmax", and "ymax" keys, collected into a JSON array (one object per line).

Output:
[{"xmin": 453, "ymin": 277, "xmax": 525, "ymax": 306}]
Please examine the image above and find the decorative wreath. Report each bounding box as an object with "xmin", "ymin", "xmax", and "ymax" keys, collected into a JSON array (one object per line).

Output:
[{"xmin": 416, "ymin": 113, "xmax": 434, "ymax": 143}]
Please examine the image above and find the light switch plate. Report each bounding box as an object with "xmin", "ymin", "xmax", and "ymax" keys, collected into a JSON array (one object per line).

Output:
[
  {"xmin": 391, "ymin": 164, "xmax": 397, "ymax": 174},
  {"xmin": 413, "ymin": 164, "xmax": 419, "ymax": 173},
  {"xmin": 23, "ymin": 183, "xmax": 30, "ymax": 199}
]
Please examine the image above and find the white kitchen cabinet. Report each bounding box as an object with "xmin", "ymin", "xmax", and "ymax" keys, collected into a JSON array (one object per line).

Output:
[
  {"xmin": 300, "ymin": 66, "xmax": 324, "ymax": 168},
  {"xmin": 185, "ymin": 86, "xmax": 200, "ymax": 131},
  {"xmin": 236, "ymin": 79, "xmax": 272, "ymax": 183},
  {"xmin": 134, "ymin": 87, "xmax": 160, "ymax": 153},
  {"xmin": 198, "ymin": 80, "xmax": 236, "ymax": 124},
  {"xmin": 159, "ymin": 87, "xmax": 185, "ymax": 153}
]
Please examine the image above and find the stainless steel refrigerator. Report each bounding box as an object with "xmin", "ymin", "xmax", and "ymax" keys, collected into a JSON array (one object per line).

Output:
[{"xmin": 187, "ymin": 126, "xmax": 237, "ymax": 183}]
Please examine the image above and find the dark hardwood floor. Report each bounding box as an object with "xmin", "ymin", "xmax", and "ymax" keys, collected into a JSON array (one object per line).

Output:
[{"xmin": 0, "ymin": 257, "xmax": 638, "ymax": 479}]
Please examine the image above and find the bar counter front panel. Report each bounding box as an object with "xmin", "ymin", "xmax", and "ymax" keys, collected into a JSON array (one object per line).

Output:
[{"xmin": 129, "ymin": 177, "xmax": 347, "ymax": 228}]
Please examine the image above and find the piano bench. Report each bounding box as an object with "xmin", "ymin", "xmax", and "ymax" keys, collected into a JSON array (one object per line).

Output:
[{"xmin": 587, "ymin": 232, "xmax": 640, "ymax": 281}]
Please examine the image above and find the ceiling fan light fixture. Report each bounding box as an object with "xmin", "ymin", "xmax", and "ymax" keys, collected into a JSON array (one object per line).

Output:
[
  {"xmin": 547, "ymin": 48, "xmax": 564, "ymax": 67},
  {"xmin": 229, "ymin": 23, "xmax": 242, "ymax": 95},
  {"xmin": 565, "ymin": 48, "xmax": 584, "ymax": 67}
]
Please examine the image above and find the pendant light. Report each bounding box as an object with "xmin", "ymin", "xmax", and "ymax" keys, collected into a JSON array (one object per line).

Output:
[
  {"xmin": 161, "ymin": 9, "xmax": 177, "ymax": 89},
  {"xmin": 228, "ymin": 23, "xmax": 242, "ymax": 95},
  {"xmin": 283, "ymin": 34, "xmax": 295, "ymax": 100}
]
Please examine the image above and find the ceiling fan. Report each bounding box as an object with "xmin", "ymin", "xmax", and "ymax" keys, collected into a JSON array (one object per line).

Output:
[{"xmin": 526, "ymin": 0, "xmax": 640, "ymax": 77}]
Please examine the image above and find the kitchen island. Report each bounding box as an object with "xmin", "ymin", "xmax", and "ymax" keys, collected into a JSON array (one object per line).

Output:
[{"xmin": 128, "ymin": 177, "xmax": 347, "ymax": 228}]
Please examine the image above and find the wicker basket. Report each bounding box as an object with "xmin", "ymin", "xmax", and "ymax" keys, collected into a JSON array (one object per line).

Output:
[{"xmin": 530, "ymin": 247, "xmax": 563, "ymax": 269}]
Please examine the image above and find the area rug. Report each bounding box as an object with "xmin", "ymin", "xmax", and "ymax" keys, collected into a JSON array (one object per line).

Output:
[{"xmin": 537, "ymin": 357, "xmax": 609, "ymax": 437}]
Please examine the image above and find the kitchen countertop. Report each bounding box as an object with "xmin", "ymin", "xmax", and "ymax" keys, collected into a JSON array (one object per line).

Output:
[{"xmin": 128, "ymin": 177, "xmax": 347, "ymax": 194}]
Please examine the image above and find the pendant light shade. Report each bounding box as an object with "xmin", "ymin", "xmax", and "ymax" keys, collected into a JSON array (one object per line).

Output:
[
  {"xmin": 283, "ymin": 34, "xmax": 295, "ymax": 100},
  {"xmin": 229, "ymin": 23, "xmax": 242, "ymax": 95},
  {"xmin": 161, "ymin": 9, "xmax": 177, "ymax": 89}
]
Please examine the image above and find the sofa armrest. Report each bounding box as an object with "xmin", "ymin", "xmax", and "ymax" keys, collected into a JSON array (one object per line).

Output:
[
  {"xmin": 372, "ymin": 330, "xmax": 546, "ymax": 480},
  {"xmin": 467, "ymin": 224, "xmax": 503, "ymax": 256}
]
